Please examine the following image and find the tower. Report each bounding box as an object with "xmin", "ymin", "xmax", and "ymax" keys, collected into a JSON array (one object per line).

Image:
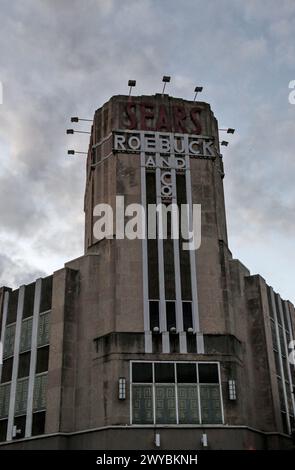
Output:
[
  {"xmin": 0, "ymin": 93, "xmax": 294, "ymax": 449},
  {"xmin": 84, "ymin": 94, "xmax": 229, "ymax": 353}
]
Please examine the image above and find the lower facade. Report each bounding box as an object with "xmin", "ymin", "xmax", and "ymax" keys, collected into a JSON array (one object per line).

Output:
[{"xmin": 0, "ymin": 426, "xmax": 293, "ymax": 450}]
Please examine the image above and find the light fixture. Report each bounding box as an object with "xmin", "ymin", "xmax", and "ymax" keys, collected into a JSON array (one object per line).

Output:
[
  {"xmin": 187, "ymin": 327, "xmax": 194, "ymax": 334},
  {"xmin": 219, "ymin": 128, "xmax": 235, "ymax": 134},
  {"xmin": 201, "ymin": 433, "xmax": 208, "ymax": 447},
  {"xmin": 162, "ymin": 75, "xmax": 171, "ymax": 94},
  {"xmin": 71, "ymin": 116, "xmax": 92, "ymax": 123},
  {"xmin": 155, "ymin": 433, "xmax": 161, "ymax": 447},
  {"xmin": 153, "ymin": 326, "xmax": 160, "ymax": 333},
  {"xmin": 67, "ymin": 150, "xmax": 87, "ymax": 156},
  {"xmin": 128, "ymin": 79, "xmax": 136, "ymax": 97},
  {"xmin": 119, "ymin": 377, "xmax": 126, "ymax": 400},
  {"xmin": 66, "ymin": 129, "xmax": 91, "ymax": 135},
  {"xmin": 194, "ymin": 86, "xmax": 203, "ymax": 101},
  {"xmin": 220, "ymin": 141, "xmax": 229, "ymax": 147},
  {"xmin": 228, "ymin": 379, "xmax": 236, "ymax": 400},
  {"xmin": 169, "ymin": 326, "xmax": 176, "ymax": 334}
]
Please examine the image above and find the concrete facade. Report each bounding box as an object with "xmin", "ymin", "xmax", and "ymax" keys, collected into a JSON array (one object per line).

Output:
[{"xmin": 0, "ymin": 94, "xmax": 294, "ymax": 449}]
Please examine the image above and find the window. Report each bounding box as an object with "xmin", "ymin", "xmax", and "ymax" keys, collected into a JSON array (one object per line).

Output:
[
  {"xmin": 131, "ymin": 362, "xmax": 223, "ymax": 425},
  {"xmin": 155, "ymin": 384, "xmax": 176, "ymax": 424},
  {"xmin": 149, "ymin": 301, "xmax": 159, "ymax": 331},
  {"xmin": 40, "ymin": 276, "xmax": 53, "ymax": 313},
  {"xmin": 18, "ymin": 352, "xmax": 31, "ymax": 378},
  {"xmin": 15, "ymin": 379, "xmax": 29, "ymax": 416},
  {"xmin": 33, "ymin": 374, "xmax": 47, "ymax": 410},
  {"xmin": 177, "ymin": 363, "xmax": 197, "ymax": 383},
  {"xmin": 38, "ymin": 312, "xmax": 50, "ymax": 347},
  {"xmin": 20, "ymin": 318, "xmax": 33, "ymax": 353},
  {"xmin": 3, "ymin": 324, "xmax": 15, "ymax": 358},
  {"xmin": 23, "ymin": 283, "xmax": 35, "ymax": 319},
  {"xmin": 6, "ymin": 290, "xmax": 18, "ymax": 325},
  {"xmin": 1, "ymin": 358, "xmax": 13, "ymax": 384},
  {"xmin": 198, "ymin": 363, "xmax": 219, "ymax": 383},
  {"xmin": 166, "ymin": 302, "xmax": 176, "ymax": 330},
  {"xmin": 32, "ymin": 411, "xmax": 46, "ymax": 436},
  {"xmin": 0, "ymin": 383, "xmax": 11, "ymax": 418},
  {"xmin": 199, "ymin": 385, "xmax": 222, "ymax": 424},
  {"xmin": 183, "ymin": 302, "xmax": 193, "ymax": 331},
  {"xmin": 155, "ymin": 363, "xmax": 175, "ymax": 383},
  {"xmin": 132, "ymin": 385, "xmax": 153, "ymax": 424},
  {"xmin": 178, "ymin": 384, "xmax": 199, "ymax": 424},
  {"xmin": 13, "ymin": 415, "xmax": 26, "ymax": 439},
  {"xmin": 36, "ymin": 346, "xmax": 49, "ymax": 373},
  {"xmin": 0, "ymin": 419, "xmax": 8, "ymax": 442},
  {"xmin": 132, "ymin": 362, "xmax": 152, "ymax": 383}
]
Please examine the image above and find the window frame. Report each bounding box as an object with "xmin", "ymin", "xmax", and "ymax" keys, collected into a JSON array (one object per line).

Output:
[{"xmin": 130, "ymin": 360, "xmax": 224, "ymax": 426}]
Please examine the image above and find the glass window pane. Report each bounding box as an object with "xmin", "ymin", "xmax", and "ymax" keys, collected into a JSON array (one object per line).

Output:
[
  {"xmin": 36, "ymin": 347, "xmax": 49, "ymax": 374},
  {"xmin": 15, "ymin": 378, "xmax": 29, "ymax": 415},
  {"xmin": 271, "ymin": 320, "xmax": 278, "ymax": 350},
  {"xmin": 277, "ymin": 378, "xmax": 285, "ymax": 410},
  {"xmin": 200, "ymin": 384, "xmax": 222, "ymax": 424},
  {"xmin": 23, "ymin": 283, "xmax": 35, "ymax": 319},
  {"xmin": 0, "ymin": 419, "xmax": 8, "ymax": 442},
  {"xmin": 279, "ymin": 326, "xmax": 286, "ymax": 356},
  {"xmin": 149, "ymin": 301, "xmax": 159, "ymax": 331},
  {"xmin": 0, "ymin": 383, "xmax": 11, "ymax": 418},
  {"xmin": 4, "ymin": 324, "xmax": 15, "ymax": 358},
  {"xmin": 166, "ymin": 302, "xmax": 176, "ymax": 330},
  {"xmin": 287, "ymin": 386, "xmax": 293, "ymax": 414},
  {"xmin": 198, "ymin": 363, "xmax": 219, "ymax": 383},
  {"xmin": 32, "ymin": 411, "xmax": 46, "ymax": 436},
  {"xmin": 20, "ymin": 318, "xmax": 33, "ymax": 352},
  {"xmin": 6, "ymin": 290, "xmax": 18, "ymax": 325},
  {"xmin": 132, "ymin": 385, "xmax": 153, "ymax": 424},
  {"xmin": 132, "ymin": 363, "xmax": 153, "ymax": 383},
  {"xmin": 274, "ymin": 352, "xmax": 281, "ymax": 376},
  {"xmin": 178, "ymin": 385, "xmax": 199, "ymax": 424},
  {"xmin": 1, "ymin": 358, "xmax": 13, "ymax": 383},
  {"xmin": 38, "ymin": 312, "xmax": 50, "ymax": 347},
  {"xmin": 155, "ymin": 363, "xmax": 175, "ymax": 383},
  {"xmin": 283, "ymin": 358, "xmax": 289, "ymax": 381},
  {"xmin": 177, "ymin": 363, "xmax": 197, "ymax": 383},
  {"xmin": 33, "ymin": 374, "xmax": 47, "ymax": 410},
  {"xmin": 14, "ymin": 415, "xmax": 26, "ymax": 439},
  {"xmin": 183, "ymin": 302, "xmax": 193, "ymax": 330},
  {"xmin": 155, "ymin": 384, "xmax": 176, "ymax": 424},
  {"xmin": 40, "ymin": 276, "xmax": 53, "ymax": 313},
  {"xmin": 18, "ymin": 352, "xmax": 31, "ymax": 378}
]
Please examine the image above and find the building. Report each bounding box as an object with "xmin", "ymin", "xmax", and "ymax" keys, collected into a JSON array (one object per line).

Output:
[{"xmin": 0, "ymin": 93, "xmax": 294, "ymax": 450}]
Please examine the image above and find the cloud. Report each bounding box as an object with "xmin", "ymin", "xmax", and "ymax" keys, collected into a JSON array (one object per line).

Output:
[
  {"xmin": 0, "ymin": 252, "xmax": 46, "ymax": 287},
  {"xmin": 0, "ymin": 0, "xmax": 294, "ymax": 303}
]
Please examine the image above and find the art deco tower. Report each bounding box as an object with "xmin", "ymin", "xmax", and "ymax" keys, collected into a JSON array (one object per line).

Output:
[{"xmin": 0, "ymin": 94, "xmax": 294, "ymax": 449}]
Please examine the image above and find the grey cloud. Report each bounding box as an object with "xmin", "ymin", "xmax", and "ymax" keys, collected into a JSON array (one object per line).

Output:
[
  {"xmin": 0, "ymin": 252, "xmax": 46, "ymax": 288},
  {"xmin": 0, "ymin": 0, "xmax": 294, "ymax": 301}
]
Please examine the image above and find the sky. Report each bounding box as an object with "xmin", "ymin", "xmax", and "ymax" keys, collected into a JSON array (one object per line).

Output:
[{"xmin": 0, "ymin": 0, "xmax": 294, "ymax": 303}]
